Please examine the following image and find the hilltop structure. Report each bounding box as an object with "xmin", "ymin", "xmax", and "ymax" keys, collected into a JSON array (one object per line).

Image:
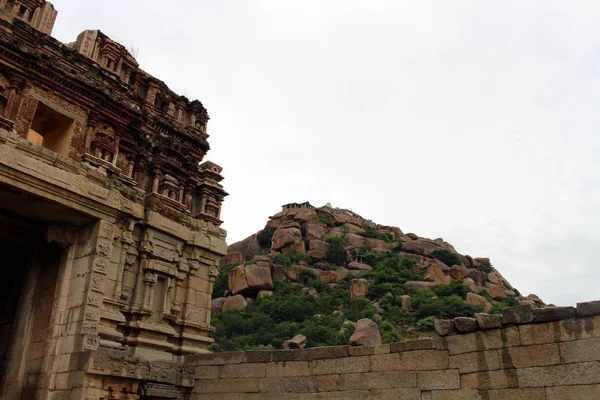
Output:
[{"xmin": 0, "ymin": 1, "xmax": 227, "ymax": 398}]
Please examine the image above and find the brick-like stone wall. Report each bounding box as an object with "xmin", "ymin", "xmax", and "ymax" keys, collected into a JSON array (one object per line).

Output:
[{"xmin": 187, "ymin": 301, "xmax": 600, "ymax": 399}]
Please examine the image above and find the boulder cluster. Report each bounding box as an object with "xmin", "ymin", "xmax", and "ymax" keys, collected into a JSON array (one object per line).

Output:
[{"xmin": 213, "ymin": 204, "xmax": 542, "ymax": 346}]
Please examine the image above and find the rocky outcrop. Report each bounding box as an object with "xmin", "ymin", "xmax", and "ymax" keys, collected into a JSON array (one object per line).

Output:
[
  {"xmin": 349, "ymin": 318, "xmax": 382, "ymax": 346},
  {"xmin": 223, "ymin": 295, "xmax": 248, "ymax": 311},
  {"xmin": 229, "ymin": 264, "xmax": 274, "ymax": 296},
  {"xmin": 350, "ymin": 279, "xmax": 368, "ymax": 299},
  {"xmin": 282, "ymin": 335, "xmax": 308, "ymax": 349}
]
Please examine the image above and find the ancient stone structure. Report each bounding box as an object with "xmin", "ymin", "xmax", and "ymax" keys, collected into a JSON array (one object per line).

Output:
[
  {"xmin": 189, "ymin": 301, "xmax": 600, "ymax": 399},
  {"xmin": 0, "ymin": 1, "xmax": 227, "ymax": 399}
]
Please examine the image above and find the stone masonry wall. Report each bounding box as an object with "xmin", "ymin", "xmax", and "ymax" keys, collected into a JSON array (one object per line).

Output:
[{"xmin": 187, "ymin": 301, "xmax": 600, "ymax": 399}]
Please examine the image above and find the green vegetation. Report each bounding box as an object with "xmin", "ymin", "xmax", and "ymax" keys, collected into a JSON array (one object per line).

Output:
[
  {"xmin": 213, "ymin": 263, "xmax": 239, "ymax": 298},
  {"xmin": 316, "ymin": 213, "xmax": 334, "ymax": 226},
  {"xmin": 490, "ymin": 297, "xmax": 520, "ymax": 314},
  {"xmin": 357, "ymin": 225, "xmax": 395, "ymax": 242},
  {"xmin": 479, "ymin": 259, "xmax": 494, "ymax": 273},
  {"xmin": 257, "ymin": 227, "xmax": 275, "ymax": 248},
  {"xmin": 431, "ymin": 249, "xmax": 461, "ymax": 267},
  {"xmin": 274, "ymin": 252, "xmax": 313, "ymax": 266},
  {"xmin": 326, "ymin": 237, "xmax": 346, "ymax": 265}
]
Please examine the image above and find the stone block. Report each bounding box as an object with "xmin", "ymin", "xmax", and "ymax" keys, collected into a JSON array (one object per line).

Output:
[
  {"xmin": 533, "ymin": 306, "xmax": 576, "ymax": 323},
  {"xmin": 449, "ymin": 350, "xmax": 500, "ymax": 374},
  {"xmin": 435, "ymin": 319, "xmax": 456, "ymax": 336},
  {"xmin": 368, "ymin": 388, "xmax": 421, "ymax": 400},
  {"xmin": 371, "ymin": 350, "xmax": 449, "ymax": 372},
  {"xmin": 577, "ymin": 300, "xmax": 600, "ymax": 317},
  {"xmin": 194, "ymin": 366, "xmax": 220, "ymax": 380},
  {"xmin": 191, "ymin": 378, "xmax": 260, "ymax": 393},
  {"xmin": 486, "ymin": 388, "xmax": 546, "ymax": 400},
  {"xmin": 220, "ymin": 363, "xmax": 266, "ymax": 378},
  {"xmin": 501, "ymin": 304, "xmax": 534, "ymax": 325},
  {"xmin": 339, "ymin": 371, "xmax": 417, "ymax": 390},
  {"xmin": 475, "ymin": 313, "xmax": 502, "ymax": 330},
  {"xmin": 429, "ymin": 390, "xmax": 483, "ymax": 400},
  {"xmin": 244, "ymin": 350, "xmax": 273, "ymax": 363},
  {"xmin": 461, "ymin": 369, "xmax": 519, "ymax": 389},
  {"xmin": 454, "ymin": 317, "xmax": 479, "ymax": 333},
  {"xmin": 446, "ymin": 327, "xmax": 520, "ymax": 355},
  {"xmin": 259, "ymin": 376, "xmax": 318, "ymax": 393},
  {"xmin": 546, "ymin": 384, "xmax": 600, "ymax": 400},
  {"xmin": 500, "ymin": 343, "xmax": 560, "ymax": 368},
  {"xmin": 272, "ymin": 346, "xmax": 350, "ymax": 362},
  {"xmin": 390, "ymin": 338, "xmax": 446, "ymax": 352},
  {"xmin": 559, "ymin": 338, "xmax": 600, "ymax": 363},
  {"xmin": 417, "ymin": 370, "xmax": 460, "ymax": 390},
  {"xmin": 348, "ymin": 344, "xmax": 390, "ymax": 356},
  {"xmin": 311, "ymin": 356, "xmax": 370, "ymax": 375},
  {"xmin": 517, "ymin": 362, "xmax": 600, "ymax": 387},
  {"xmin": 187, "ymin": 351, "xmax": 246, "ymax": 366},
  {"xmin": 265, "ymin": 361, "xmax": 311, "ymax": 377},
  {"xmin": 316, "ymin": 374, "xmax": 339, "ymax": 392},
  {"xmin": 297, "ymin": 390, "xmax": 369, "ymax": 399}
]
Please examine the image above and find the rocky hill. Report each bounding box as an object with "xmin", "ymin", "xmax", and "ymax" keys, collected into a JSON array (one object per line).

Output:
[{"xmin": 210, "ymin": 203, "xmax": 544, "ymax": 351}]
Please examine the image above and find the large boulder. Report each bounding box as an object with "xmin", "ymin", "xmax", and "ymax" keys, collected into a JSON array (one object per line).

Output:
[
  {"xmin": 221, "ymin": 251, "xmax": 244, "ymax": 267},
  {"xmin": 344, "ymin": 233, "xmax": 366, "ymax": 248},
  {"xmin": 305, "ymin": 223, "xmax": 326, "ymax": 240},
  {"xmin": 349, "ymin": 318, "xmax": 382, "ymax": 346},
  {"xmin": 227, "ymin": 234, "xmax": 261, "ymax": 258},
  {"xmin": 467, "ymin": 292, "xmax": 493, "ymax": 313},
  {"xmin": 376, "ymin": 225, "xmax": 403, "ymax": 239},
  {"xmin": 211, "ymin": 297, "xmax": 227, "ymax": 316},
  {"xmin": 347, "ymin": 262, "xmax": 372, "ymax": 271},
  {"xmin": 402, "ymin": 238, "xmax": 445, "ymax": 257},
  {"xmin": 484, "ymin": 282, "xmax": 506, "ymax": 300},
  {"xmin": 309, "ymin": 239, "xmax": 330, "ymax": 253},
  {"xmin": 228, "ymin": 264, "xmax": 274, "ymax": 296},
  {"xmin": 293, "ymin": 208, "xmax": 318, "ymax": 223},
  {"xmin": 449, "ymin": 265, "xmax": 472, "ymax": 281},
  {"xmin": 271, "ymin": 223, "xmax": 303, "ymax": 253},
  {"xmin": 223, "ymin": 295, "xmax": 248, "ymax": 312},
  {"xmin": 282, "ymin": 335, "xmax": 308, "ymax": 350},
  {"xmin": 424, "ymin": 265, "xmax": 451, "ymax": 284},
  {"xmin": 350, "ymin": 279, "xmax": 369, "ymax": 299}
]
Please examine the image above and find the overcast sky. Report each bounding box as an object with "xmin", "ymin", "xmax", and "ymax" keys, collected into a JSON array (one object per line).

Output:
[{"xmin": 51, "ymin": 0, "xmax": 599, "ymax": 306}]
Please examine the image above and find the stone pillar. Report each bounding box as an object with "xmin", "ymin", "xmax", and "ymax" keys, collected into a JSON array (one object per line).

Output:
[
  {"xmin": 112, "ymin": 134, "xmax": 121, "ymax": 166},
  {"xmin": 152, "ymin": 169, "xmax": 162, "ymax": 193}
]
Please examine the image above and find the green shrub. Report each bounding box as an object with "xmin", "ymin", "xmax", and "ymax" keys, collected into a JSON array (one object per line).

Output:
[
  {"xmin": 292, "ymin": 252, "xmax": 313, "ymax": 265},
  {"xmin": 354, "ymin": 245, "xmax": 380, "ymax": 267},
  {"xmin": 316, "ymin": 213, "xmax": 334, "ymax": 226},
  {"xmin": 431, "ymin": 250, "xmax": 461, "ymax": 267},
  {"xmin": 490, "ymin": 297, "xmax": 520, "ymax": 314},
  {"xmin": 212, "ymin": 263, "xmax": 239, "ymax": 297},
  {"xmin": 479, "ymin": 259, "xmax": 494, "ymax": 273},
  {"xmin": 357, "ymin": 225, "xmax": 394, "ymax": 242},
  {"xmin": 273, "ymin": 254, "xmax": 292, "ymax": 266},
  {"xmin": 477, "ymin": 290, "xmax": 493, "ymax": 301},
  {"xmin": 326, "ymin": 236, "xmax": 346, "ymax": 265},
  {"xmin": 380, "ymin": 321, "xmax": 402, "ymax": 343},
  {"xmin": 433, "ymin": 281, "xmax": 471, "ymax": 300},
  {"xmin": 257, "ymin": 227, "xmax": 275, "ymax": 248},
  {"xmin": 343, "ymin": 298, "xmax": 376, "ymax": 321},
  {"xmin": 416, "ymin": 317, "xmax": 435, "ymax": 332}
]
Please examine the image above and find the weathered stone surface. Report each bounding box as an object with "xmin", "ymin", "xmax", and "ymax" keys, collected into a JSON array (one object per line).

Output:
[
  {"xmin": 453, "ymin": 317, "xmax": 479, "ymax": 333},
  {"xmin": 533, "ymin": 306, "xmax": 576, "ymax": 323},
  {"xmin": 282, "ymin": 335, "xmax": 308, "ymax": 350},
  {"xmin": 344, "ymin": 233, "xmax": 366, "ymax": 248},
  {"xmin": 461, "ymin": 369, "xmax": 519, "ymax": 390},
  {"xmin": 559, "ymin": 338, "xmax": 600, "ymax": 363},
  {"xmin": 370, "ymin": 350, "xmax": 449, "ymax": 371},
  {"xmin": 484, "ymin": 282, "xmax": 506, "ymax": 300},
  {"xmin": 546, "ymin": 384, "xmax": 600, "ymax": 400},
  {"xmin": 228, "ymin": 264, "xmax": 274, "ymax": 296},
  {"xmin": 449, "ymin": 265, "xmax": 471, "ymax": 280},
  {"xmin": 424, "ymin": 265, "xmax": 452, "ymax": 284},
  {"xmin": 402, "ymin": 238, "xmax": 444, "ymax": 257},
  {"xmin": 418, "ymin": 370, "xmax": 460, "ymax": 390},
  {"xmin": 486, "ymin": 388, "xmax": 547, "ymax": 400},
  {"xmin": 449, "ymin": 350, "xmax": 500, "ymax": 374},
  {"xmin": 467, "ymin": 293, "xmax": 493, "ymax": 313},
  {"xmin": 401, "ymin": 295, "xmax": 412, "ymax": 310},
  {"xmin": 475, "ymin": 313, "xmax": 502, "ymax": 330},
  {"xmin": 305, "ymin": 223, "xmax": 326, "ymax": 240},
  {"xmin": 271, "ymin": 225, "xmax": 303, "ymax": 252},
  {"xmin": 349, "ymin": 318, "xmax": 382, "ymax": 347},
  {"xmin": 339, "ymin": 371, "xmax": 417, "ymax": 390},
  {"xmin": 517, "ymin": 362, "xmax": 600, "ymax": 387},
  {"xmin": 577, "ymin": 300, "xmax": 600, "ymax": 317},
  {"xmin": 211, "ymin": 297, "xmax": 227, "ymax": 315},
  {"xmin": 350, "ymin": 279, "xmax": 368, "ymax": 299},
  {"xmin": 502, "ymin": 304, "xmax": 534, "ymax": 325},
  {"xmin": 434, "ymin": 319, "xmax": 456, "ymax": 336},
  {"xmin": 446, "ymin": 327, "xmax": 521, "ymax": 355},
  {"xmin": 222, "ymin": 295, "xmax": 248, "ymax": 311},
  {"xmin": 500, "ymin": 343, "xmax": 560, "ymax": 368},
  {"xmin": 347, "ymin": 262, "xmax": 372, "ymax": 271},
  {"xmin": 312, "ymin": 356, "xmax": 371, "ymax": 375}
]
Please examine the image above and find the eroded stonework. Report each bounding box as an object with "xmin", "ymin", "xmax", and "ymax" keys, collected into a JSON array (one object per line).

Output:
[{"xmin": 0, "ymin": 1, "xmax": 227, "ymax": 399}]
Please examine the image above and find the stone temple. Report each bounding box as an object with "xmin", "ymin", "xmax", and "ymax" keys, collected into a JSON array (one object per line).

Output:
[{"xmin": 0, "ymin": 1, "xmax": 228, "ymax": 398}]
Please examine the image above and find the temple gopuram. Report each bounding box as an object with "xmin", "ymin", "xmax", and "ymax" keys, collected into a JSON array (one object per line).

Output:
[{"xmin": 0, "ymin": 1, "xmax": 227, "ymax": 398}]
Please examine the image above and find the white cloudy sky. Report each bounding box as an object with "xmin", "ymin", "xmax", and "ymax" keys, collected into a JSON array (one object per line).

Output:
[{"xmin": 51, "ymin": 1, "xmax": 599, "ymax": 306}]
